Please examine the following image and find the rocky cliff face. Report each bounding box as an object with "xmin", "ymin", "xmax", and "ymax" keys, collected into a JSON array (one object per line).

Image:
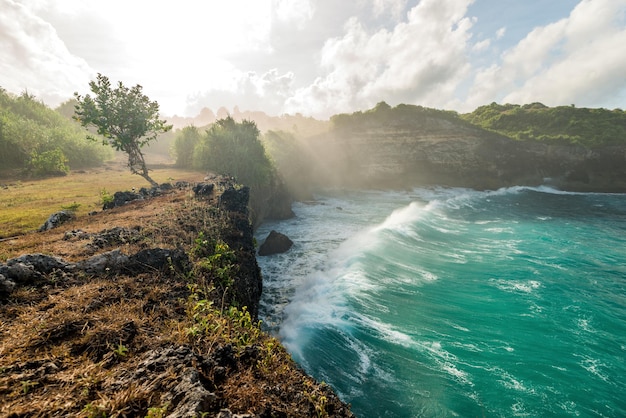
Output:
[{"xmin": 307, "ymin": 118, "xmax": 626, "ymax": 192}]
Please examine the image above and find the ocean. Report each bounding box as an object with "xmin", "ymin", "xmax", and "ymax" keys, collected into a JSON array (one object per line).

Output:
[{"xmin": 255, "ymin": 186, "xmax": 626, "ymax": 417}]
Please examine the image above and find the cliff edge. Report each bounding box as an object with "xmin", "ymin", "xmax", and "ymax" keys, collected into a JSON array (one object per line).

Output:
[{"xmin": 0, "ymin": 178, "xmax": 352, "ymax": 417}]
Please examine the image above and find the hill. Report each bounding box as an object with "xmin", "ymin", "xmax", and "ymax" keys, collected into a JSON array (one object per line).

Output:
[
  {"xmin": 461, "ymin": 102, "xmax": 626, "ymax": 147},
  {"xmin": 289, "ymin": 102, "xmax": 626, "ymax": 192}
]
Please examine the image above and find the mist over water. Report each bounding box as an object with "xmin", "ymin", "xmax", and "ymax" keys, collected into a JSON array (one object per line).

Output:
[{"xmin": 256, "ymin": 187, "xmax": 626, "ymax": 417}]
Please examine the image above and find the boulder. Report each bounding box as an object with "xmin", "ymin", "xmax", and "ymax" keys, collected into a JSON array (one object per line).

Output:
[
  {"xmin": 125, "ymin": 248, "xmax": 189, "ymax": 275},
  {"xmin": 39, "ymin": 210, "xmax": 74, "ymax": 232},
  {"xmin": 75, "ymin": 249, "xmax": 129, "ymax": 275},
  {"xmin": 0, "ymin": 273, "xmax": 16, "ymax": 299},
  {"xmin": 193, "ymin": 182, "xmax": 215, "ymax": 197},
  {"xmin": 103, "ymin": 191, "xmax": 143, "ymax": 209},
  {"xmin": 258, "ymin": 230, "xmax": 293, "ymax": 256}
]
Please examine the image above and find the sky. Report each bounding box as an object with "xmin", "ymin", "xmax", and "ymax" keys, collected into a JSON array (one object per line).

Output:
[{"xmin": 1, "ymin": 0, "xmax": 625, "ymax": 119}]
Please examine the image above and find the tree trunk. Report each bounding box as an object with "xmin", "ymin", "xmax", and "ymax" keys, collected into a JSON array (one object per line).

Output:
[{"xmin": 127, "ymin": 142, "xmax": 158, "ymax": 188}]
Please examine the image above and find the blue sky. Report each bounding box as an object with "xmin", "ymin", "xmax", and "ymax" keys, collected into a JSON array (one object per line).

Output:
[{"xmin": 1, "ymin": 0, "xmax": 624, "ymax": 118}]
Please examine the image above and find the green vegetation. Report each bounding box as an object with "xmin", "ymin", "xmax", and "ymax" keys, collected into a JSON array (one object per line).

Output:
[
  {"xmin": 74, "ymin": 74, "xmax": 173, "ymax": 187},
  {"xmin": 191, "ymin": 117, "xmax": 272, "ymax": 191},
  {"xmin": 462, "ymin": 102, "xmax": 626, "ymax": 146},
  {"xmin": 0, "ymin": 88, "xmax": 112, "ymax": 176},
  {"xmin": 173, "ymin": 117, "xmax": 280, "ymax": 224},
  {"xmin": 171, "ymin": 125, "xmax": 201, "ymax": 168},
  {"xmin": 331, "ymin": 101, "xmax": 464, "ymax": 131}
]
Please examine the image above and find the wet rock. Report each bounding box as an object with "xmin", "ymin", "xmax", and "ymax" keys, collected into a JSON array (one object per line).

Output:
[
  {"xmin": 258, "ymin": 230, "xmax": 293, "ymax": 256},
  {"xmin": 39, "ymin": 210, "xmax": 74, "ymax": 231}
]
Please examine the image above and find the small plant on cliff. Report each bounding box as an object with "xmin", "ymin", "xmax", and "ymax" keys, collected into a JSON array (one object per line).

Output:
[
  {"xmin": 191, "ymin": 232, "xmax": 238, "ymax": 292},
  {"xmin": 99, "ymin": 188, "xmax": 114, "ymax": 207}
]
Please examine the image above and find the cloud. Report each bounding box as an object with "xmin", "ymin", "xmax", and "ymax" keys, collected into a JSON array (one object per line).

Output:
[
  {"xmin": 184, "ymin": 69, "xmax": 295, "ymax": 116},
  {"xmin": 274, "ymin": 0, "xmax": 315, "ymax": 28},
  {"xmin": 0, "ymin": 0, "xmax": 93, "ymax": 106},
  {"xmin": 468, "ymin": 0, "xmax": 626, "ymax": 109},
  {"xmin": 285, "ymin": 0, "xmax": 475, "ymax": 117},
  {"xmin": 372, "ymin": 0, "xmax": 409, "ymax": 18}
]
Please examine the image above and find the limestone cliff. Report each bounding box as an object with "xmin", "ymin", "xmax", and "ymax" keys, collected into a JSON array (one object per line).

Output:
[{"xmin": 305, "ymin": 105, "xmax": 626, "ymax": 192}]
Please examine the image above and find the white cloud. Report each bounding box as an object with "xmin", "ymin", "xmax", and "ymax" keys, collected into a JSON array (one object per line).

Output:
[
  {"xmin": 274, "ymin": 0, "xmax": 315, "ymax": 28},
  {"xmin": 285, "ymin": 0, "xmax": 475, "ymax": 117},
  {"xmin": 0, "ymin": 0, "xmax": 93, "ymax": 106},
  {"xmin": 184, "ymin": 69, "xmax": 294, "ymax": 116},
  {"xmin": 467, "ymin": 0, "xmax": 626, "ymax": 109},
  {"xmin": 372, "ymin": 0, "xmax": 409, "ymax": 18},
  {"xmin": 496, "ymin": 27, "xmax": 506, "ymax": 39}
]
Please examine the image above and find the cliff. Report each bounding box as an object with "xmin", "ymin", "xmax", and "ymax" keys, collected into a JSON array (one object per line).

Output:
[
  {"xmin": 0, "ymin": 179, "xmax": 352, "ymax": 417},
  {"xmin": 304, "ymin": 104, "xmax": 626, "ymax": 192}
]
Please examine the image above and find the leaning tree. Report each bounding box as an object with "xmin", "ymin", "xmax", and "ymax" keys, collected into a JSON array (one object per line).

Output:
[{"xmin": 74, "ymin": 73, "xmax": 172, "ymax": 187}]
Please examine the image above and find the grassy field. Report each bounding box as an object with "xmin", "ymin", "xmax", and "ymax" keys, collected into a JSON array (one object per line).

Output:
[{"xmin": 0, "ymin": 158, "xmax": 205, "ymax": 239}]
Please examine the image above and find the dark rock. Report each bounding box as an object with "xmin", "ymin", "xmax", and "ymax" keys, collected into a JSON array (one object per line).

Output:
[
  {"xmin": 63, "ymin": 229, "xmax": 91, "ymax": 241},
  {"xmin": 0, "ymin": 254, "xmax": 71, "ymax": 294},
  {"xmin": 175, "ymin": 181, "xmax": 191, "ymax": 189},
  {"xmin": 0, "ymin": 273, "xmax": 16, "ymax": 299},
  {"xmin": 193, "ymin": 182, "xmax": 215, "ymax": 197},
  {"xmin": 39, "ymin": 210, "xmax": 74, "ymax": 232},
  {"xmin": 75, "ymin": 249, "xmax": 129, "ymax": 275},
  {"xmin": 0, "ymin": 262, "xmax": 42, "ymax": 284},
  {"xmin": 8, "ymin": 254, "xmax": 70, "ymax": 274},
  {"xmin": 125, "ymin": 248, "xmax": 189, "ymax": 275},
  {"xmin": 87, "ymin": 226, "xmax": 142, "ymax": 251},
  {"xmin": 220, "ymin": 186, "xmax": 249, "ymax": 214},
  {"xmin": 258, "ymin": 230, "xmax": 293, "ymax": 256},
  {"xmin": 103, "ymin": 191, "xmax": 143, "ymax": 209}
]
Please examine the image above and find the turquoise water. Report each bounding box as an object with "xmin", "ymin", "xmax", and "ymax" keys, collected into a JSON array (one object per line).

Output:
[{"xmin": 256, "ymin": 187, "xmax": 626, "ymax": 417}]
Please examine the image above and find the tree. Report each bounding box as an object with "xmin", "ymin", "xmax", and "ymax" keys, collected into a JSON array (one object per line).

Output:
[
  {"xmin": 193, "ymin": 116, "xmax": 272, "ymax": 190},
  {"xmin": 74, "ymin": 73, "xmax": 172, "ymax": 187}
]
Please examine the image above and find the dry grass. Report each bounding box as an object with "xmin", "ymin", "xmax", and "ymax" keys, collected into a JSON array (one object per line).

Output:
[
  {"xmin": 0, "ymin": 156, "xmax": 205, "ymax": 239},
  {"xmin": 0, "ymin": 179, "xmax": 353, "ymax": 417}
]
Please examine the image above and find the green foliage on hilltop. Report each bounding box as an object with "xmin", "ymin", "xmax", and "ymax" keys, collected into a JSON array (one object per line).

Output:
[
  {"xmin": 191, "ymin": 116, "xmax": 273, "ymax": 191},
  {"xmin": 462, "ymin": 102, "xmax": 626, "ymax": 146},
  {"xmin": 0, "ymin": 88, "xmax": 112, "ymax": 175},
  {"xmin": 331, "ymin": 101, "xmax": 464, "ymax": 131}
]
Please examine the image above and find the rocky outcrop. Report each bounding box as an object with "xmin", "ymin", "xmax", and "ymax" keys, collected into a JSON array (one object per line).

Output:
[
  {"xmin": 306, "ymin": 118, "xmax": 626, "ymax": 192},
  {"xmin": 39, "ymin": 210, "xmax": 74, "ymax": 231},
  {"xmin": 258, "ymin": 231, "xmax": 293, "ymax": 256}
]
